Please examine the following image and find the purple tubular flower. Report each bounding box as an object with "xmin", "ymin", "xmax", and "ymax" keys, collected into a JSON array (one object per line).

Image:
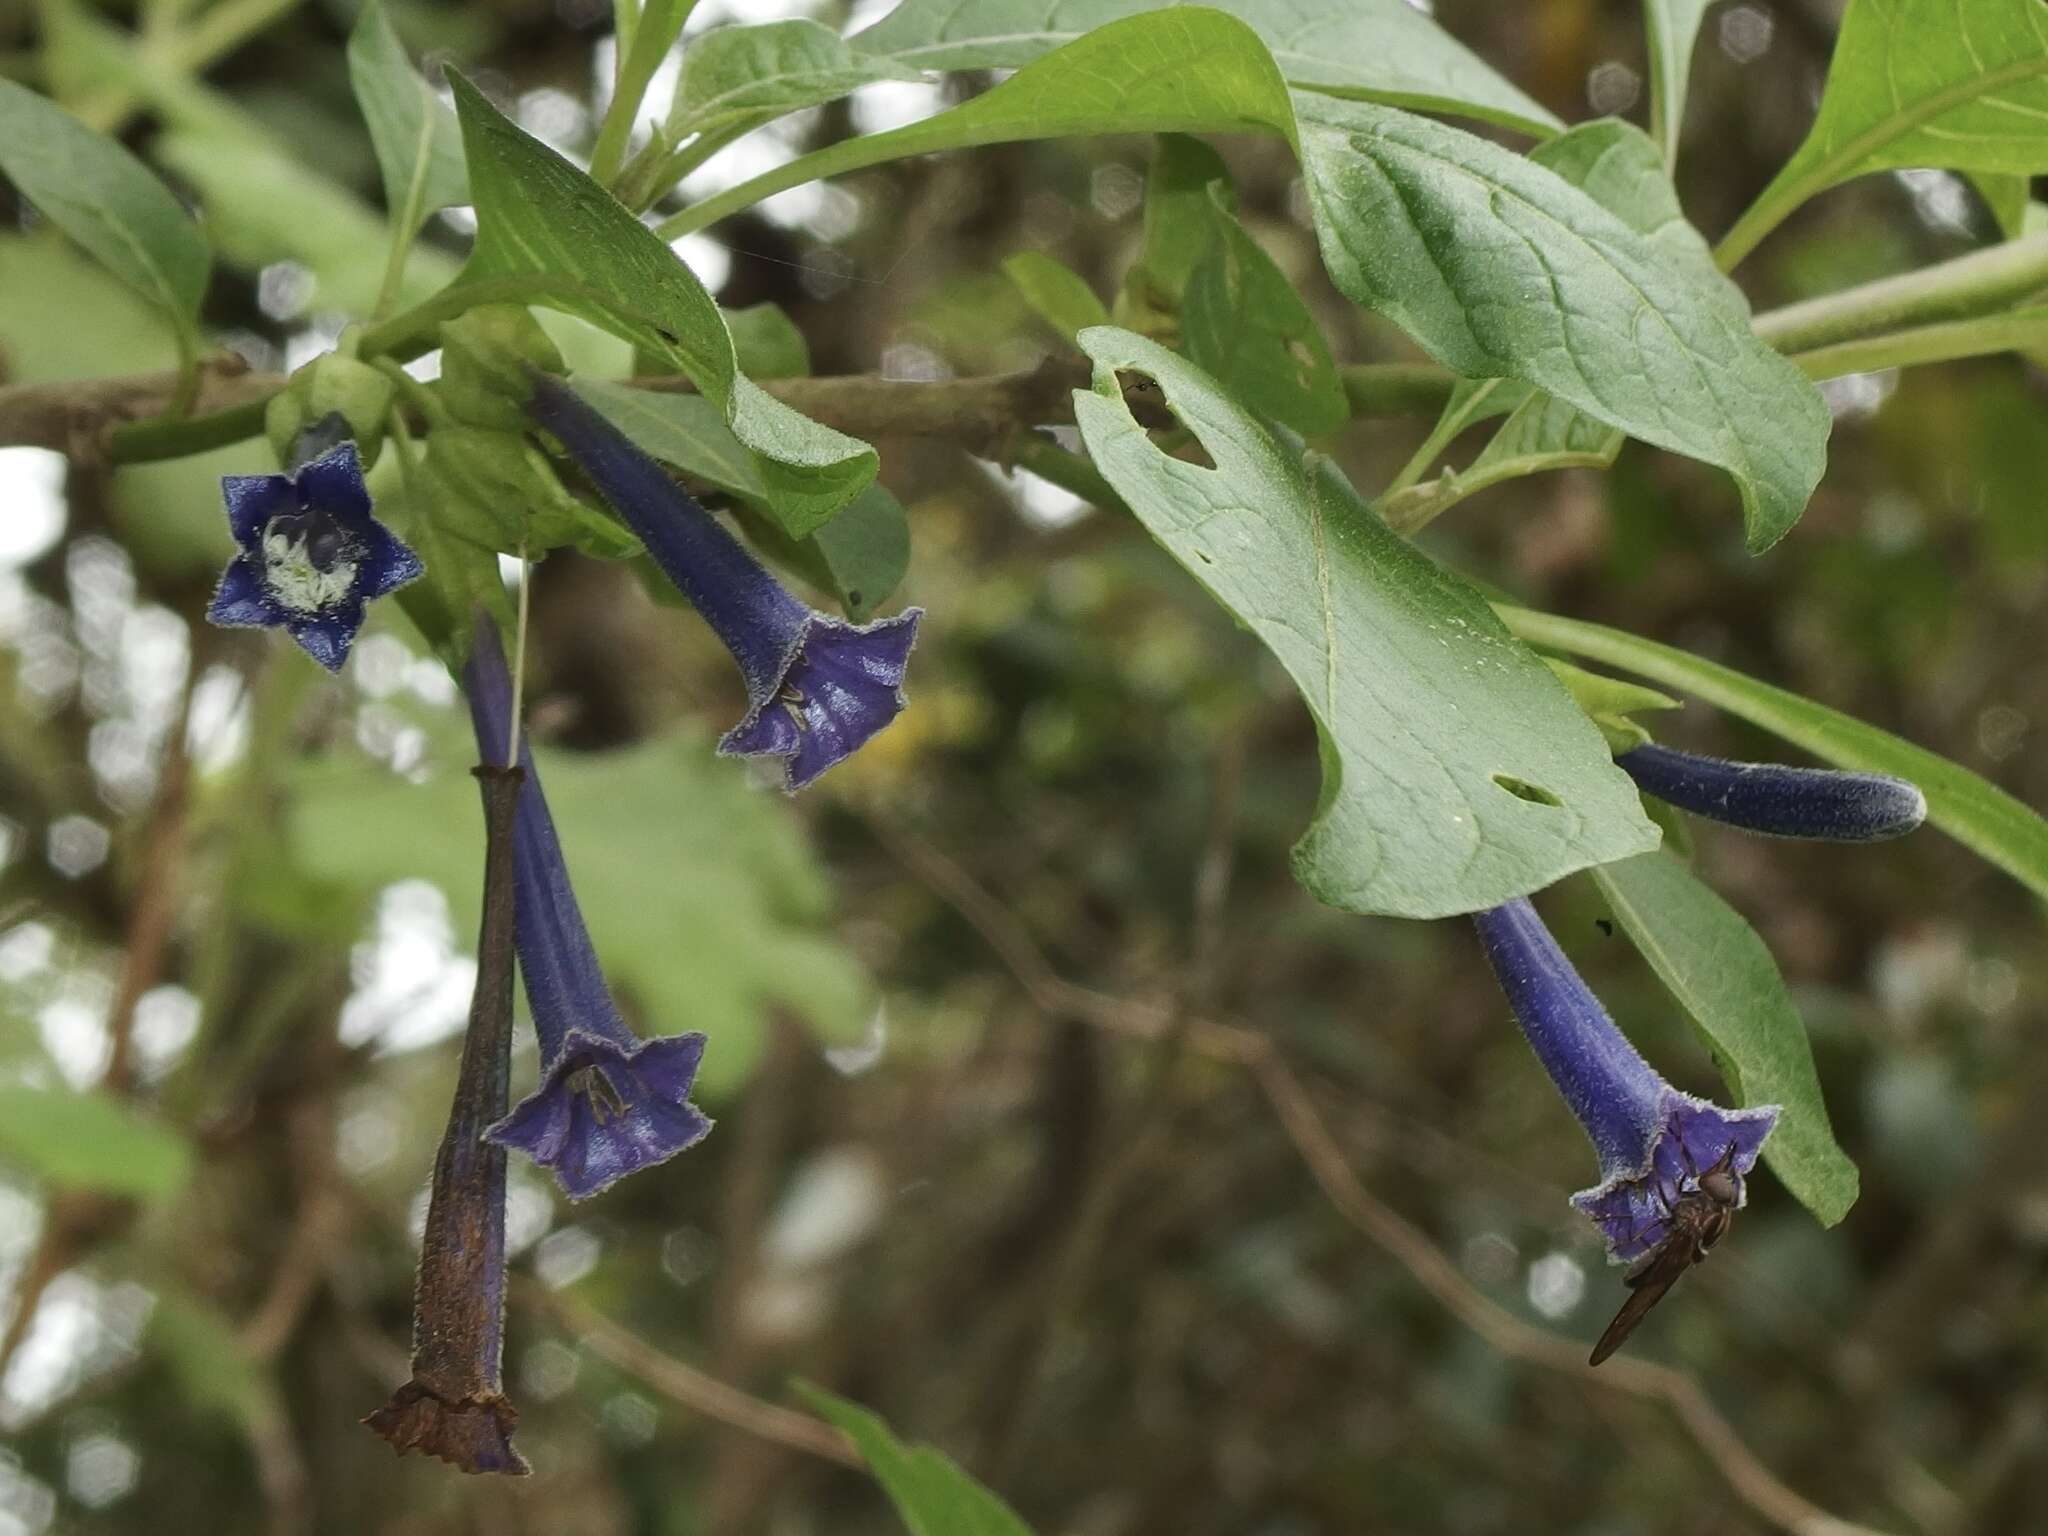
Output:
[
  {"xmin": 207, "ymin": 439, "xmax": 423, "ymax": 672},
  {"xmin": 524, "ymin": 373, "xmax": 919, "ymax": 790},
  {"xmin": 463, "ymin": 616, "xmax": 713, "ymax": 1200},
  {"xmin": 364, "ymin": 763, "xmax": 528, "ymax": 1475},
  {"xmin": 1616, "ymin": 742, "xmax": 1926, "ymax": 842},
  {"xmin": 1471, "ymin": 898, "xmax": 1778, "ymax": 1263}
]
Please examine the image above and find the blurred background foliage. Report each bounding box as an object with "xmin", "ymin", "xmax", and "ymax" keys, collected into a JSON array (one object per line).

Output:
[{"xmin": 1, "ymin": 0, "xmax": 2046, "ymax": 1532}]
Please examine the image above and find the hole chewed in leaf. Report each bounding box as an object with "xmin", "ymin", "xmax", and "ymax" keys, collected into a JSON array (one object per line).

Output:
[
  {"xmin": 1493, "ymin": 773, "xmax": 1563, "ymax": 808},
  {"xmin": 1115, "ymin": 368, "xmax": 1219, "ymax": 470}
]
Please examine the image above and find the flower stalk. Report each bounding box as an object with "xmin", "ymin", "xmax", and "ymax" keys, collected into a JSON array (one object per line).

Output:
[
  {"xmin": 363, "ymin": 761, "xmax": 529, "ymax": 1475},
  {"xmin": 1471, "ymin": 897, "xmax": 1778, "ymax": 1262}
]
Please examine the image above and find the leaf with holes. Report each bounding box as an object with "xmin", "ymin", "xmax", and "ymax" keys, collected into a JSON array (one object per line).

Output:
[
  {"xmin": 856, "ymin": 0, "xmax": 1559, "ymax": 137},
  {"xmin": 1592, "ymin": 848, "xmax": 1860, "ymax": 1226},
  {"xmin": 1073, "ymin": 328, "xmax": 1659, "ymax": 918},
  {"xmin": 1297, "ymin": 96, "xmax": 1826, "ymax": 549},
  {"xmin": 447, "ymin": 72, "xmax": 875, "ymax": 535}
]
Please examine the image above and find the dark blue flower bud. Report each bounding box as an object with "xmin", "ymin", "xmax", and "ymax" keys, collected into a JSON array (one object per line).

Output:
[
  {"xmin": 1615, "ymin": 742, "xmax": 1925, "ymax": 842},
  {"xmin": 207, "ymin": 441, "xmax": 423, "ymax": 672},
  {"xmin": 1472, "ymin": 898, "xmax": 1778, "ymax": 1262},
  {"xmin": 523, "ymin": 374, "xmax": 919, "ymax": 791},
  {"xmin": 463, "ymin": 616, "xmax": 713, "ymax": 1200}
]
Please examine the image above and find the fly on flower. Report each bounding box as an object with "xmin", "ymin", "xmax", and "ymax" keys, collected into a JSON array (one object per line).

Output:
[
  {"xmin": 207, "ymin": 425, "xmax": 422, "ymax": 672},
  {"xmin": 1470, "ymin": 897, "xmax": 1778, "ymax": 1363}
]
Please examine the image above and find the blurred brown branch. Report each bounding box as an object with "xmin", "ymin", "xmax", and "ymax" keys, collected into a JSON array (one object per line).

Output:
[{"xmin": 865, "ymin": 811, "xmax": 1896, "ymax": 1536}]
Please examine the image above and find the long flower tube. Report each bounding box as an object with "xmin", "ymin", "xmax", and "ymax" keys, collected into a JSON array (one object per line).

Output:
[
  {"xmin": 1615, "ymin": 742, "xmax": 1925, "ymax": 842},
  {"xmin": 463, "ymin": 616, "xmax": 712, "ymax": 1201},
  {"xmin": 1471, "ymin": 897, "xmax": 1778, "ymax": 1263},
  {"xmin": 524, "ymin": 373, "xmax": 919, "ymax": 791}
]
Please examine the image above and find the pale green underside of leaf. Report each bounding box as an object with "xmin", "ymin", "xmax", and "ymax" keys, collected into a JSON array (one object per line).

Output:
[
  {"xmin": 348, "ymin": 0, "xmax": 470, "ymax": 236},
  {"xmin": 1592, "ymin": 849, "xmax": 1860, "ymax": 1227},
  {"xmin": 673, "ymin": 18, "xmax": 923, "ymax": 137},
  {"xmin": 1761, "ymin": 0, "xmax": 2048, "ymax": 216},
  {"xmin": 1498, "ymin": 605, "xmax": 2048, "ymax": 907},
  {"xmin": 0, "ymin": 77, "xmax": 209, "ymax": 341},
  {"xmin": 856, "ymin": 0, "xmax": 1561, "ymax": 137},
  {"xmin": 1075, "ymin": 328, "xmax": 1660, "ymax": 918},
  {"xmin": 287, "ymin": 730, "xmax": 872, "ymax": 1098},
  {"xmin": 0, "ymin": 1085, "xmax": 195, "ymax": 1199},
  {"xmin": 799, "ymin": 1385, "xmax": 1037, "ymax": 1536},
  {"xmin": 1296, "ymin": 95, "xmax": 1827, "ymax": 550},
  {"xmin": 447, "ymin": 72, "xmax": 875, "ymax": 536},
  {"xmin": 1642, "ymin": 0, "xmax": 1714, "ymax": 164}
]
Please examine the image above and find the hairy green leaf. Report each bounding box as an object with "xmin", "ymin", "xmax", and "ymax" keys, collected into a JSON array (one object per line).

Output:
[
  {"xmin": 1499, "ymin": 605, "xmax": 2048, "ymax": 906},
  {"xmin": 856, "ymin": 0, "xmax": 1559, "ymax": 137},
  {"xmin": 1723, "ymin": 0, "xmax": 2048, "ymax": 265},
  {"xmin": 1182, "ymin": 185, "xmax": 1348, "ymax": 435},
  {"xmin": 1643, "ymin": 0, "xmax": 1714, "ymax": 165},
  {"xmin": 0, "ymin": 77, "xmax": 209, "ymax": 348},
  {"xmin": 1003, "ymin": 251, "xmax": 1111, "ymax": 343},
  {"xmin": 1074, "ymin": 328, "xmax": 1660, "ymax": 918},
  {"xmin": 799, "ymin": 1385, "xmax": 1036, "ymax": 1536},
  {"xmin": 1297, "ymin": 96, "xmax": 1827, "ymax": 550},
  {"xmin": 671, "ymin": 18, "xmax": 920, "ymax": 138},
  {"xmin": 447, "ymin": 72, "xmax": 875, "ymax": 535},
  {"xmin": 0, "ymin": 1085, "xmax": 194, "ymax": 1199},
  {"xmin": 1592, "ymin": 849, "xmax": 1860, "ymax": 1226},
  {"xmin": 659, "ymin": 9, "xmax": 1299, "ymax": 239},
  {"xmin": 347, "ymin": 0, "xmax": 469, "ymax": 237}
]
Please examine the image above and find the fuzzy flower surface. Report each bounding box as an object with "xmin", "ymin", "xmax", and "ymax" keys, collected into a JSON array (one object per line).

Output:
[
  {"xmin": 1472, "ymin": 897, "xmax": 1778, "ymax": 1263},
  {"xmin": 1617, "ymin": 742, "xmax": 1926, "ymax": 842},
  {"xmin": 464, "ymin": 618, "xmax": 712, "ymax": 1200},
  {"xmin": 525, "ymin": 374, "xmax": 919, "ymax": 790},
  {"xmin": 207, "ymin": 440, "xmax": 422, "ymax": 671}
]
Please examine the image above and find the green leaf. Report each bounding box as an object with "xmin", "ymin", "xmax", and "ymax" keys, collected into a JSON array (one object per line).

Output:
[
  {"xmin": 287, "ymin": 729, "xmax": 872, "ymax": 1096},
  {"xmin": 1590, "ymin": 849, "xmax": 1860, "ymax": 1226},
  {"xmin": 1136, "ymin": 134, "xmax": 1234, "ymax": 308},
  {"xmin": 808, "ymin": 482, "xmax": 911, "ymax": 622},
  {"xmin": 597, "ymin": 0, "xmax": 694, "ymax": 180},
  {"xmin": 855, "ymin": 0, "xmax": 1561, "ymax": 138},
  {"xmin": 1182, "ymin": 185, "xmax": 1347, "ymax": 435},
  {"xmin": 0, "ymin": 1085, "xmax": 194, "ymax": 1199},
  {"xmin": 1543, "ymin": 656, "xmax": 1678, "ymax": 752},
  {"xmin": 446, "ymin": 72, "xmax": 876, "ymax": 536},
  {"xmin": 1722, "ymin": 0, "xmax": 2048, "ymax": 266},
  {"xmin": 798, "ymin": 1384, "xmax": 1036, "ymax": 1536},
  {"xmin": 1002, "ymin": 251, "xmax": 1111, "ymax": 344},
  {"xmin": 1073, "ymin": 328, "xmax": 1660, "ymax": 918},
  {"xmin": 0, "ymin": 77, "xmax": 209, "ymax": 350},
  {"xmin": 1296, "ymin": 95, "xmax": 1827, "ymax": 551},
  {"xmin": 670, "ymin": 18, "xmax": 920, "ymax": 139},
  {"xmin": 659, "ymin": 9, "xmax": 1301, "ymax": 239},
  {"xmin": 347, "ymin": 0, "xmax": 470, "ymax": 237},
  {"xmin": 1498, "ymin": 604, "xmax": 2048, "ymax": 906},
  {"xmin": 725, "ymin": 301, "xmax": 812, "ymax": 377},
  {"xmin": 1969, "ymin": 170, "xmax": 2033, "ymax": 238},
  {"xmin": 1642, "ymin": 0, "xmax": 1714, "ymax": 166},
  {"xmin": 569, "ymin": 379, "xmax": 766, "ymax": 502}
]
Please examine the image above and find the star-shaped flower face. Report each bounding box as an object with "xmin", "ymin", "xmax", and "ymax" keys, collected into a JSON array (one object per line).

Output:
[
  {"xmin": 207, "ymin": 443, "xmax": 422, "ymax": 671},
  {"xmin": 720, "ymin": 609, "xmax": 922, "ymax": 790},
  {"xmin": 1570, "ymin": 1094, "xmax": 1779, "ymax": 1263}
]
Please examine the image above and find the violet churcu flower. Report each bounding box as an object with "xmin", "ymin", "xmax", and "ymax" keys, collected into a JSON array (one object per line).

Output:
[
  {"xmin": 364, "ymin": 762, "xmax": 528, "ymax": 1475},
  {"xmin": 1616, "ymin": 742, "xmax": 1926, "ymax": 842},
  {"xmin": 1471, "ymin": 898, "xmax": 1779, "ymax": 1263},
  {"xmin": 207, "ymin": 427, "xmax": 422, "ymax": 672},
  {"xmin": 524, "ymin": 374, "xmax": 920, "ymax": 791},
  {"xmin": 463, "ymin": 616, "xmax": 713, "ymax": 1200}
]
